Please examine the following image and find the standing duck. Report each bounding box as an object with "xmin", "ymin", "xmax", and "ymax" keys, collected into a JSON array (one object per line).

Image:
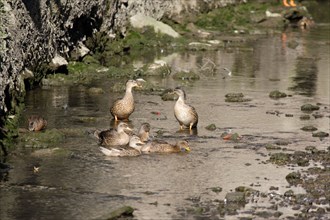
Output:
[
  {"xmin": 94, "ymin": 122, "xmax": 132, "ymax": 146},
  {"xmin": 28, "ymin": 115, "xmax": 47, "ymax": 131},
  {"xmin": 141, "ymin": 140, "xmax": 190, "ymax": 153},
  {"xmin": 138, "ymin": 123, "xmax": 151, "ymax": 142},
  {"xmin": 110, "ymin": 79, "xmax": 145, "ymax": 121},
  {"xmin": 173, "ymin": 87, "xmax": 198, "ymax": 130},
  {"xmin": 99, "ymin": 135, "xmax": 144, "ymax": 157}
]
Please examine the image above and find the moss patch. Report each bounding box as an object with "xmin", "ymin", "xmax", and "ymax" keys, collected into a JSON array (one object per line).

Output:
[{"xmin": 19, "ymin": 129, "xmax": 65, "ymax": 148}]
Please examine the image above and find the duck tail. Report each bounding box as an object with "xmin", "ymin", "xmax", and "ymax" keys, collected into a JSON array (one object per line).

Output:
[{"xmin": 99, "ymin": 147, "xmax": 120, "ymax": 156}]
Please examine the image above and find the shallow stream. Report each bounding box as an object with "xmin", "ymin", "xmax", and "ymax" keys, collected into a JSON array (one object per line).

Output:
[{"xmin": 1, "ymin": 24, "xmax": 329, "ymax": 219}]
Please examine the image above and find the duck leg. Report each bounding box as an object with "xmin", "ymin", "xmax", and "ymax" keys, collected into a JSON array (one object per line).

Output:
[
  {"xmin": 283, "ymin": 0, "xmax": 290, "ymax": 7},
  {"xmin": 289, "ymin": 0, "xmax": 296, "ymax": 7}
]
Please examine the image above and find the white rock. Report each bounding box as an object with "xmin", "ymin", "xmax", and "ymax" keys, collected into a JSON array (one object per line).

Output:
[
  {"xmin": 49, "ymin": 54, "xmax": 68, "ymax": 70},
  {"xmin": 265, "ymin": 10, "xmax": 281, "ymax": 18},
  {"xmin": 130, "ymin": 14, "xmax": 180, "ymax": 38}
]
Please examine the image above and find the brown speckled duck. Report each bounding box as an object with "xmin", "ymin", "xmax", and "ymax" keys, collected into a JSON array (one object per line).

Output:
[
  {"xmin": 110, "ymin": 79, "xmax": 145, "ymax": 121},
  {"xmin": 141, "ymin": 140, "xmax": 191, "ymax": 153},
  {"xmin": 28, "ymin": 116, "xmax": 47, "ymax": 131},
  {"xmin": 99, "ymin": 135, "xmax": 144, "ymax": 157},
  {"xmin": 173, "ymin": 87, "xmax": 198, "ymax": 130},
  {"xmin": 138, "ymin": 122, "xmax": 150, "ymax": 142},
  {"xmin": 94, "ymin": 122, "xmax": 132, "ymax": 146}
]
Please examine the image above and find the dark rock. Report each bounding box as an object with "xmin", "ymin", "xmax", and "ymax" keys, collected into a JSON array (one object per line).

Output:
[
  {"xmin": 269, "ymin": 186, "xmax": 279, "ymax": 191},
  {"xmin": 284, "ymin": 190, "xmax": 294, "ymax": 197},
  {"xmin": 301, "ymin": 126, "xmax": 317, "ymax": 132},
  {"xmin": 286, "ymin": 172, "xmax": 302, "ymax": 186},
  {"xmin": 269, "ymin": 90, "xmax": 287, "ymax": 99},
  {"xmin": 274, "ymin": 140, "xmax": 291, "ymax": 146},
  {"xmin": 225, "ymin": 93, "xmax": 251, "ymax": 102},
  {"xmin": 299, "ymin": 115, "xmax": 311, "ymax": 120},
  {"xmin": 255, "ymin": 211, "xmax": 273, "ymax": 218},
  {"xmin": 210, "ymin": 186, "xmax": 222, "ymax": 193},
  {"xmin": 312, "ymin": 131, "xmax": 329, "ymax": 138},
  {"xmin": 235, "ymin": 186, "xmax": 257, "ymax": 196},
  {"xmin": 301, "ymin": 104, "xmax": 320, "ymax": 112}
]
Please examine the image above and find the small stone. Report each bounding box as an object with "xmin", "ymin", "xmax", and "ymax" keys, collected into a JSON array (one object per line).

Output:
[
  {"xmin": 269, "ymin": 90, "xmax": 287, "ymax": 99},
  {"xmin": 299, "ymin": 115, "xmax": 310, "ymax": 120},
  {"xmin": 101, "ymin": 206, "xmax": 134, "ymax": 220},
  {"xmin": 300, "ymin": 126, "xmax": 317, "ymax": 132},
  {"xmin": 269, "ymin": 186, "xmax": 279, "ymax": 190},
  {"xmin": 205, "ymin": 124, "xmax": 216, "ymax": 131}
]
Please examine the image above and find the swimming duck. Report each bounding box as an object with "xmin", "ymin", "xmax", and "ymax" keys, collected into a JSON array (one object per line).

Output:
[
  {"xmin": 138, "ymin": 122, "xmax": 151, "ymax": 142},
  {"xmin": 141, "ymin": 140, "xmax": 191, "ymax": 153},
  {"xmin": 110, "ymin": 79, "xmax": 145, "ymax": 121},
  {"xmin": 28, "ymin": 115, "xmax": 47, "ymax": 131},
  {"xmin": 173, "ymin": 87, "xmax": 198, "ymax": 130},
  {"xmin": 94, "ymin": 122, "xmax": 132, "ymax": 146},
  {"xmin": 99, "ymin": 135, "xmax": 144, "ymax": 157}
]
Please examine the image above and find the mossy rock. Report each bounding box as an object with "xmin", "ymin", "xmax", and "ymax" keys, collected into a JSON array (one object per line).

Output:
[
  {"xmin": 225, "ymin": 192, "xmax": 246, "ymax": 204},
  {"xmin": 225, "ymin": 93, "xmax": 251, "ymax": 102},
  {"xmin": 312, "ymin": 131, "xmax": 329, "ymax": 138},
  {"xmin": 269, "ymin": 90, "xmax": 287, "ymax": 99},
  {"xmin": 301, "ymin": 104, "xmax": 320, "ymax": 112},
  {"xmin": 205, "ymin": 124, "xmax": 217, "ymax": 131},
  {"xmin": 235, "ymin": 186, "xmax": 257, "ymax": 196},
  {"xmin": 173, "ymin": 70, "xmax": 200, "ymax": 80},
  {"xmin": 225, "ymin": 93, "xmax": 244, "ymax": 98},
  {"xmin": 286, "ymin": 172, "xmax": 302, "ymax": 185},
  {"xmin": 101, "ymin": 206, "xmax": 134, "ymax": 220},
  {"xmin": 269, "ymin": 152, "xmax": 291, "ymax": 165},
  {"xmin": 265, "ymin": 144, "xmax": 281, "ymax": 150},
  {"xmin": 301, "ymin": 126, "xmax": 317, "ymax": 132},
  {"xmin": 20, "ymin": 129, "xmax": 65, "ymax": 148}
]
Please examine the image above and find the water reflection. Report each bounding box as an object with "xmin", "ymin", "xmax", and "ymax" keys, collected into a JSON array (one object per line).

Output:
[{"xmin": 289, "ymin": 56, "xmax": 318, "ymax": 96}]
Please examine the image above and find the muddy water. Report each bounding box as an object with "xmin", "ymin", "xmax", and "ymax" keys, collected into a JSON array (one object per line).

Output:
[{"xmin": 1, "ymin": 25, "xmax": 330, "ymax": 219}]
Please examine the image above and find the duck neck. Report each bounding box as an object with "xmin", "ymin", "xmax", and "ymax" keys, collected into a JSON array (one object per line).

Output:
[
  {"xmin": 176, "ymin": 95, "xmax": 185, "ymax": 104},
  {"xmin": 124, "ymin": 86, "xmax": 134, "ymax": 100}
]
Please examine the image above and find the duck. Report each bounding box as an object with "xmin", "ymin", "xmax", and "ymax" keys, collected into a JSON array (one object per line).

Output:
[
  {"xmin": 99, "ymin": 135, "xmax": 144, "ymax": 157},
  {"xmin": 141, "ymin": 139, "xmax": 191, "ymax": 153},
  {"xmin": 173, "ymin": 87, "xmax": 198, "ymax": 130},
  {"xmin": 94, "ymin": 122, "xmax": 132, "ymax": 146},
  {"xmin": 110, "ymin": 79, "xmax": 145, "ymax": 121},
  {"xmin": 138, "ymin": 122, "xmax": 151, "ymax": 142},
  {"xmin": 28, "ymin": 115, "xmax": 47, "ymax": 131}
]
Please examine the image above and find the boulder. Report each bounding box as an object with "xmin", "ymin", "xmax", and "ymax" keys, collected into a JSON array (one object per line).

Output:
[{"xmin": 130, "ymin": 14, "xmax": 180, "ymax": 38}]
